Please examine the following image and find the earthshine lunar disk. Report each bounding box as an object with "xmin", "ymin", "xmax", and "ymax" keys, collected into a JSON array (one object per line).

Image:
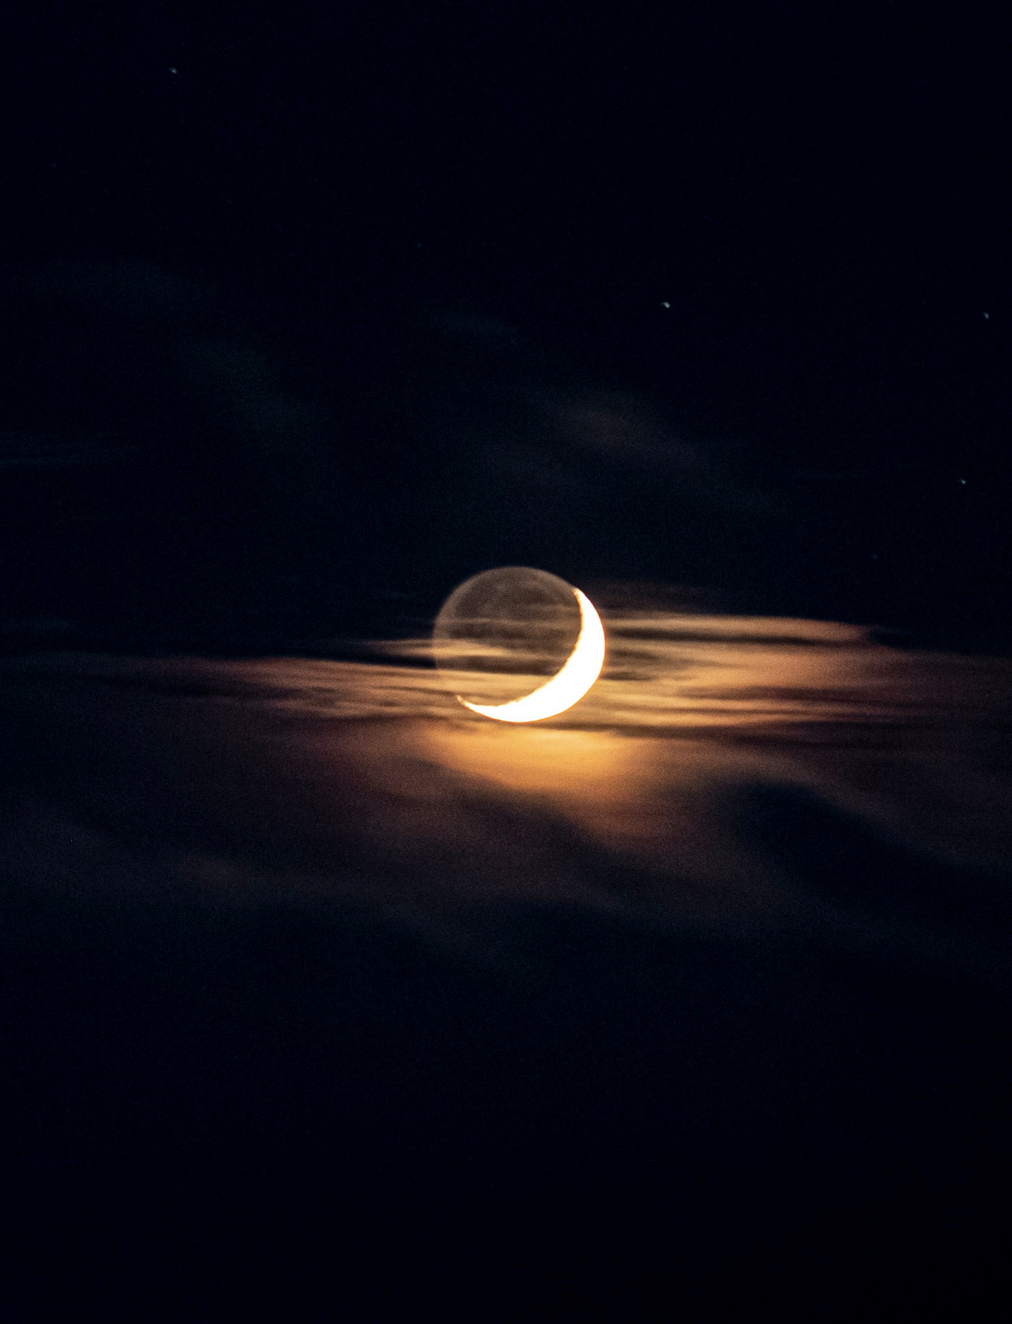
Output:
[{"xmin": 433, "ymin": 569, "xmax": 606, "ymax": 722}]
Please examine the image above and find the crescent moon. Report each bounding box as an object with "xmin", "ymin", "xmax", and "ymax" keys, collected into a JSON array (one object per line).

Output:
[{"xmin": 458, "ymin": 588, "xmax": 606, "ymax": 723}]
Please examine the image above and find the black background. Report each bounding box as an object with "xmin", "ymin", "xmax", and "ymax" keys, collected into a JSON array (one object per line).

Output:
[
  {"xmin": 1, "ymin": 0, "xmax": 1007, "ymax": 650},
  {"xmin": 1, "ymin": 6, "xmax": 1011, "ymax": 1318}
]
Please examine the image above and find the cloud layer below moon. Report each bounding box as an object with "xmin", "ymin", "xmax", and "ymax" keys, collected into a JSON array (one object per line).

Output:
[{"xmin": 4, "ymin": 603, "xmax": 1010, "ymax": 984}]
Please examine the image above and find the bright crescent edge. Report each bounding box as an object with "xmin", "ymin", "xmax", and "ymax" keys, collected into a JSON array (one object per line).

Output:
[{"xmin": 457, "ymin": 588, "xmax": 606, "ymax": 723}]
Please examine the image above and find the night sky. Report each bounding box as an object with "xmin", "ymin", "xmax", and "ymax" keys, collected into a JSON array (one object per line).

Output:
[
  {"xmin": 1, "ymin": 5, "xmax": 1010, "ymax": 1319},
  {"xmin": 1, "ymin": 1, "xmax": 1007, "ymax": 651}
]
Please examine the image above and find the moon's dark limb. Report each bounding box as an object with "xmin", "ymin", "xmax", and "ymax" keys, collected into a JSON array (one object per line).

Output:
[{"xmin": 432, "ymin": 565, "xmax": 583, "ymax": 706}]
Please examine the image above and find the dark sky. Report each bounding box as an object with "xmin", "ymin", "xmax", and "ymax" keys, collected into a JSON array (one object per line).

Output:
[
  {"xmin": 1, "ymin": 11, "xmax": 1010, "ymax": 1313},
  {"xmin": 1, "ymin": 1, "xmax": 1007, "ymax": 649}
]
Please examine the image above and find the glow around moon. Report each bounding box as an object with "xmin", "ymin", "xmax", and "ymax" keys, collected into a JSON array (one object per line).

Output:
[{"xmin": 458, "ymin": 587, "xmax": 606, "ymax": 722}]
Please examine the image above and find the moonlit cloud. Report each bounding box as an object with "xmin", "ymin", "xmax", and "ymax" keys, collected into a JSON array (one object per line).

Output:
[{"xmin": 4, "ymin": 601, "xmax": 1011, "ymax": 981}]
